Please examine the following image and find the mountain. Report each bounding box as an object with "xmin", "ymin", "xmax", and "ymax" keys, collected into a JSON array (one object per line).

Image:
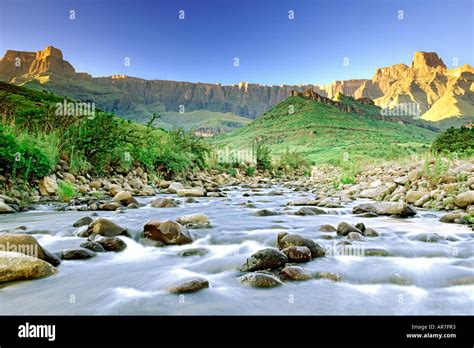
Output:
[
  {"xmin": 0, "ymin": 46, "xmax": 472, "ymax": 128},
  {"xmin": 213, "ymin": 89, "xmax": 437, "ymax": 164}
]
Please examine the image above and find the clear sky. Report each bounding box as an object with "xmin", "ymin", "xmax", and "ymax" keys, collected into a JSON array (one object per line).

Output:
[{"xmin": 0, "ymin": 0, "xmax": 472, "ymax": 85}]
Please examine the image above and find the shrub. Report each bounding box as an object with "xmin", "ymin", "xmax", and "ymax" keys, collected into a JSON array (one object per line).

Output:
[
  {"xmin": 431, "ymin": 126, "xmax": 474, "ymax": 155},
  {"xmin": 57, "ymin": 180, "xmax": 77, "ymax": 202},
  {"xmin": 277, "ymin": 148, "xmax": 310, "ymax": 172},
  {"xmin": 0, "ymin": 126, "xmax": 54, "ymax": 180},
  {"xmin": 245, "ymin": 166, "xmax": 256, "ymax": 176},
  {"xmin": 253, "ymin": 139, "xmax": 272, "ymax": 170}
]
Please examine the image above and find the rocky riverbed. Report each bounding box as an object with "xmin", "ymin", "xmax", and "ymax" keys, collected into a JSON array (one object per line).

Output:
[{"xmin": 1, "ymin": 177, "xmax": 473, "ymax": 315}]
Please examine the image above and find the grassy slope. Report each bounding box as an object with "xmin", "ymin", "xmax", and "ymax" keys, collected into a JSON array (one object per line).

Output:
[
  {"xmin": 156, "ymin": 110, "xmax": 250, "ymax": 131},
  {"xmin": 213, "ymin": 95, "xmax": 438, "ymax": 164}
]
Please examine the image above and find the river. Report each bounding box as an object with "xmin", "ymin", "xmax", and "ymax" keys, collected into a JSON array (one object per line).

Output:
[{"xmin": 1, "ymin": 184, "xmax": 473, "ymax": 315}]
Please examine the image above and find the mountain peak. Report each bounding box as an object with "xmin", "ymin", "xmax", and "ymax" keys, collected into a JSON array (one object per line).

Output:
[
  {"xmin": 412, "ymin": 51, "xmax": 446, "ymax": 70},
  {"xmin": 36, "ymin": 46, "xmax": 63, "ymax": 60}
]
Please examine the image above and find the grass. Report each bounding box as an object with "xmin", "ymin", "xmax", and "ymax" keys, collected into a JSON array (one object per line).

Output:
[
  {"xmin": 212, "ymin": 95, "xmax": 438, "ymax": 165},
  {"xmin": 57, "ymin": 180, "xmax": 77, "ymax": 202}
]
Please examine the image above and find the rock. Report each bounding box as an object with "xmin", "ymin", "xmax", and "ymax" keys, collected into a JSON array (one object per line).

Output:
[
  {"xmin": 288, "ymin": 199, "xmax": 319, "ymax": 206},
  {"xmin": 0, "ymin": 251, "xmax": 58, "ymax": 283},
  {"xmin": 346, "ymin": 232, "xmax": 365, "ymax": 241},
  {"xmin": 239, "ymin": 272, "xmax": 283, "ymax": 288},
  {"xmin": 408, "ymin": 169, "xmax": 421, "ymax": 182},
  {"xmin": 143, "ymin": 220, "xmax": 193, "ymax": 245},
  {"xmin": 337, "ymin": 222, "xmax": 362, "ymax": 236},
  {"xmin": 440, "ymin": 211, "xmax": 468, "ymax": 223},
  {"xmin": 352, "ymin": 202, "xmax": 416, "ymax": 217},
  {"xmin": 315, "ymin": 271, "xmax": 341, "ymax": 282},
  {"xmin": 364, "ymin": 227, "xmax": 380, "ymax": 237},
  {"xmin": 73, "ymin": 216, "xmax": 93, "ymax": 227},
  {"xmin": 168, "ymin": 182, "xmax": 184, "ymax": 194},
  {"xmin": 280, "ymin": 266, "xmax": 312, "ymax": 281},
  {"xmin": 394, "ymin": 176, "xmax": 409, "ymax": 185},
  {"xmin": 178, "ymin": 247, "xmax": 209, "ymax": 257},
  {"xmin": 150, "ymin": 197, "xmax": 179, "ymax": 208},
  {"xmin": 87, "ymin": 218, "xmax": 127, "ymax": 237},
  {"xmin": 108, "ymin": 184, "xmax": 122, "ymax": 196},
  {"xmin": 281, "ymin": 246, "xmax": 312, "ymax": 263},
  {"xmin": 0, "ymin": 233, "xmax": 60, "ymax": 266},
  {"xmin": 74, "ymin": 226, "xmax": 89, "ymax": 237},
  {"xmin": 359, "ymin": 186, "xmax": 387, "ymax": 199},
  {"xmin": 112, "ymin": 191, "xmax": 138, "ymax": 206},
  {"xmin": 414, "ymin": 194, "xmax": 430, "ymax": 207},
  {"xmin": 60, "ymin": 248, "xmax": 96, "ymax": 260},
  {"xmin": 295, "ymin": 207, "xmax": 326, "ymax": 215},
  {"xmin": 62, "ymin": 172, "xmax": 75, "ymax": 182},
  {"xmin": 98, "ymin": 202, "xmax": 121, "ymax": 211},
  {"xmin": 454, "ymin": 191, "xmax": 474, "ymax": 208},
  {"xmin": 80, "ymin": 241, "xmax": 106, "ymax": 253},
  {"xmin": 88, "ymin": 235, "xmax": 127, "ymax": 252},
  {"xmin": 169, "ymin": 278, "xmax": 209, "ymax": 293},
  {"xmin": 355, "ymin": 212, "xmax": 379, "ymax": 218},
  {"xmin": 177, "ymin": 188, "xmax": 205, "ymax": 197},
  {"xmin": 278, "ymin": 233, "xmax": 325, "ymax": 258},
  {"xmin": 38, "ymin": 176, "xmax": 58, "ymax": 196},
  {"xmin": 406, "ymin": 190, "xmax": 427, "ymax": 204},
  {"xmin": 415, "ymin": 233, "xmax": 446, "ymax": 243},
  {"xmin": 239, "ymin": 248, "xmax": 288, "ymax": 272},
  {"xmin": 0, "ymin": 200, "xmax": 15, "ymax": 213},
  {"xmin": 354, "ymin": 223, "xmax": 366, "ymax": 232},
  {"xmin": 176, "ymin": 213, "xmax": 211, "ymax": 229},
  {"xmin": 253, "ymin": 209, "xmax": 279, "ymax": 216},
  {"xmin": 319, "ymin": 224, "xmax": 336, "ymax": 232}
]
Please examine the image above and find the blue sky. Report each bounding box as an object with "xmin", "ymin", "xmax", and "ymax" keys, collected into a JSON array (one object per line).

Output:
[{"xmin": 0, "ymin": 0, "xmax": 472, "ymax": 85}]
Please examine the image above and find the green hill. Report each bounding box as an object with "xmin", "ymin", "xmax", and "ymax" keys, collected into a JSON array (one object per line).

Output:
[{"xmin": 213, "ymin": 93, "xmax": 438, "ymax": 164}]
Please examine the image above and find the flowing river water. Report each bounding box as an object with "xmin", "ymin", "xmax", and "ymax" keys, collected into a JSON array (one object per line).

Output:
[{"xmin": 1, "ymin": 184, "xmax": 473, "ymax": 315}]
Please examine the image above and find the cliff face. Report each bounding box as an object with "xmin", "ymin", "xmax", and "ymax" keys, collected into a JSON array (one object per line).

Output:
[{"xmin": 0, "ymin": 46, "xmax": 472, "ymax": 123}]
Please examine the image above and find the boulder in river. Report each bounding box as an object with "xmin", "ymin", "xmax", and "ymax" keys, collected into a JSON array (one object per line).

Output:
[
  {"xmin": 143, "ymin": 220, "xmax": 194, "ymax": 245},
  {"xmin": 439, "ymin": 211, "xmax": 468, "ymax": 223},
  {"xmin": 169, "ymin": 278, "xmax": 209, "ymax": 293},
  {"xmin": 98, "ymin": 202, "xmax": 121, "ymax": 211},
  {"xmin": 280, "ymin": 266, "xmax": 312, "ymax": 281},
  {"xmin": 112, "ymin": 191, "xmax": 139, "ymax": 206},
  {"xmin": 287, "ymin": 198, "xmax": 319, "ymax": 206},
  {"xmin": 353, "ymin": 202, "xmax": 416, "ymax": 217},
  {"xmin": 0, "ymin": 200, "xmax": 15, "ymax": 213},
  {"xmin": 239, "ymin": 272, "xmax": 283, "ymax": 288},
  {"xmin": 415, "ymin": 233, "xmax": 446, "ymax": 243},
  {"xmin": 80, "ymin": 241, "xmax": 106, "ymax": 253},
  {"xmin": 336, "ymin": 222, "xmax": 363, "ymax": 236},
  {"xmin": 281, "ymin": 246, "xmax": 312, "ymax": 263},
  {"xmin": 178, "ymin": 247, "xmax": 209, "ymax": 257},
  {"xmin": 363, "ymin": 227, "xmax": 380, "ymax": 237},
  {"xmin": 319, "ymin": 224, "xmax": 336, "ymax": 232},
  {"xmin": 295, "ymin": 207, "xmax": 326, "ymax": 216},
  {"xmin": 177, "ymin": 188, "xmax": 205, "ymax": 197},
  {"xmin": 315, "ymin": 271, "xmax": 341, "ymax": 282},
  {"xmin": 176, "ymin": 213, "xmax": 211, "ymax": 229},
  {"xmin": 346, "ymin": 232, "xmax": 365, "ymax": 242},
  {"xmin": 0, "ymin": 233, "xmax": 61, "ymax": 266},
  {"xmin": 88, "ymin": 235, "xmax": 127, "ymax": 252},
  {"xmin": 168, "ymin": 182, "xmax": 184, "ymax": 194},
  {"xmin": 88, "ymin": 218, "xmax": 127, "ymax": 237},
  {"xmin": 239, "ymin": 248, "xmax": 288, "ymax": 272},
  {"xmin": 0, "ymin": 251, "xmax": 58, "ymax": 283},
  {"xmin": 60, "ymin": 248, "xmax": 97, "ymax": 260},
  {"xmin": 150, "ymin": 197, "xmax": 180, "ymax": 208},
  {"xmin": 73, "ymin": 216, "xmax": 93, "ymax": 227},
  {"xmin": 253, "ymin": 209, "xmax": 279, "ymax": 217},
  {"xmin": 277, "ymin": 233, "xmax": 326, "ymax": 258}
]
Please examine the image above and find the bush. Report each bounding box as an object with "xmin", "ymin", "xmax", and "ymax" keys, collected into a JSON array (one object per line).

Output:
[
  {"xmin": 57, "ymin": 180, "xmax": 76, "ymax": 202},
  {"xmin": 0, "ymin": 126, "xmax": 54, "ymax": 180},
  {"xmin": 431, "ymin": 126, "xmax": 474, "ymax": 155},
  {"xmin": 253, "ymin": 139, "xmax": 272, "ymax": 170},
  {"xmin": 277, "ymin": 148, "xmax": 310, "ymax": 172},
  {"xmin": 245, "ymin": 166, "xmax": 256, "ymax": 176}
]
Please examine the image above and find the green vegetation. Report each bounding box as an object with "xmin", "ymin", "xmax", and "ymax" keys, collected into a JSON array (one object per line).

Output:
[
  {"xmin": 57, "ymin": 180, "xmax": 77, "ymax": 202},
  {"xmin": 431, "ymin": 126, "xmax": 474, "ymax": 156},
  {"xmin": 0, "ymin": 82, "xmax": 211, "ymax": 180},
  {"xmin": 213, "ymin": 95, "xmax": 437, "ymax": 165}
]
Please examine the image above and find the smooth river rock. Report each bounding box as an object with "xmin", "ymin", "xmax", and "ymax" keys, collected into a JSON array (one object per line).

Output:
[
  {"xmin": 239, "ymin": 248, "xmax": 288, "ymax": 272},
  {"xmin": 143, "ymin": 220, "xmax": 194, "ymax": 245},
  {"xmin": 0, "ymin": 251, "xmax": 58, "ymax": 283}
]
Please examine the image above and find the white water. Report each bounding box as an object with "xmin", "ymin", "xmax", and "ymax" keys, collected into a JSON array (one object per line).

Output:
[{"xmin": 0, "ymin": 185, "xmax": 473, "ymax": 315}]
